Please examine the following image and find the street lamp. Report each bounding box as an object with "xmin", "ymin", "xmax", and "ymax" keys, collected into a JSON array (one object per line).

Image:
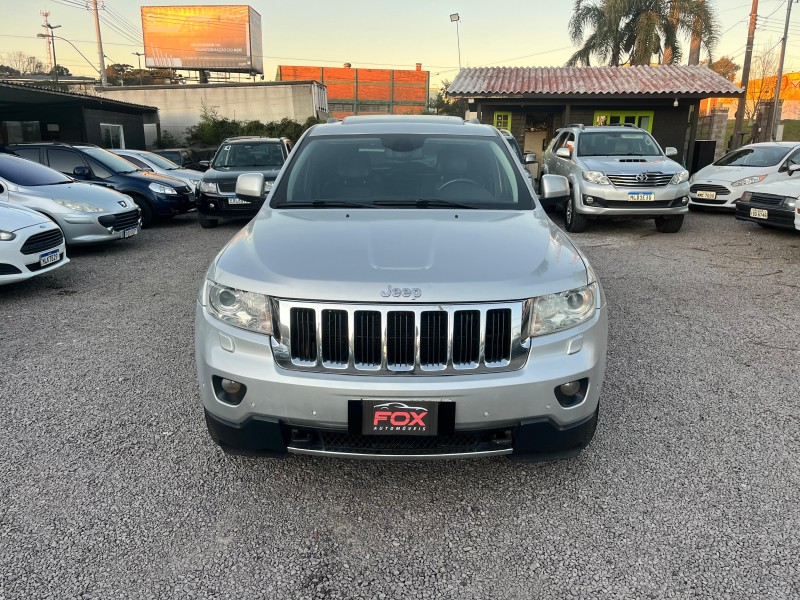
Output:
[
  {"xmin": 37, "ymin": 32, "xmax": 102, "ymax": 80},
  {"xmin": 450, "ymin": 13, "xmax": 461, "ymax": 71},
  {"xmin": 41, "ymin": 23, "xmax": 61, "ymax": 84},
  {"xmin": 132, "ymin": 52, "xmax": 145, "ymax": 85}
]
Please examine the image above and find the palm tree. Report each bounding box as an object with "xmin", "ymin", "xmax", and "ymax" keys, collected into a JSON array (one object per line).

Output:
[{"xmin": 567, "ymin": 0, "xmax": 718, "ymax": 66}]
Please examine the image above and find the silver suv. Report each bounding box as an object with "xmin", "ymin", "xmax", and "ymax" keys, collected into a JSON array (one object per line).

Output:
[
  {"xmin": 541, "ymin": 124, "xmax": 690, "ymax": 233},
  {"xmin": 195, "ymin": 116, "xmax": 608, "ymax": 461}
]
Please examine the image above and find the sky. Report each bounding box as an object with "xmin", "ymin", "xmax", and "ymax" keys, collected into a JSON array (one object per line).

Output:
[{"xmin": 1, "ymin": 0, "xmax": 799, "ymax": 83}]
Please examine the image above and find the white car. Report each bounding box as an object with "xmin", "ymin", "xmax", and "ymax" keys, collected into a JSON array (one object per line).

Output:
[
  {"xmin": 735, "ymin": 172, "xmax": 800, "ymax": 230},
  {"xmin": 112, "ymin": 149, "xmax": 202, "ymax": 191},
  {"xmin": 689, "ymin": 142, "xmax": 800, "ymax": 210},
  {"xmin": 0, "ymin": 201, "xmax": 68, "ymax": 285}
]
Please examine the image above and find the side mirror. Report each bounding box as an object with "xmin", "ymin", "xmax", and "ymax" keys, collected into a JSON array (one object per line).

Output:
[
  {"xmin": 555, "ymin": 147, "xmax": 572, "ymax": 159},
  {"xmin": 524, "ymin": 153, "xmax": 538, "ymax": 164},
  {"xmin": 72, "ymin": 166, "xmax": 91, "ymax": 179},
  {"xmin": 789, "ymin": 164, "xmax": 800, "ymax": 176},
  {"xmin": 235, "ymin": 172, "xmax": 266, "ymax": 202},
  {"xmin": 539, "ymin": 174, "xmax": 570, "ymax": 200},
  {"xmin": 199, "ymin": 160, "xmax": 210, "ymax": 167},
  {"xmin": 665, "ymin": 147, "xmax": 678, "ymax": 157}
]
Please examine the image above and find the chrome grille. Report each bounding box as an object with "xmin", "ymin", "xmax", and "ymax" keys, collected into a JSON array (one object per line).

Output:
[
  {"xmin": 607, "ymin": 173, "xmax": 673, "ymax": 188},
  {"xmin": 690, "ymin": 183, "xmax": 730, "ymax": 196},
  {"xmin": 271, "ymin": 300, "xmax": 528, "ymax": 375}
]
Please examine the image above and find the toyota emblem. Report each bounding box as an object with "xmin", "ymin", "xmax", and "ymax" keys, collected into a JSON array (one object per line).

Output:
[{"xmin": 636, "ymin": 173, "xmax": 648, "ymax": 183}]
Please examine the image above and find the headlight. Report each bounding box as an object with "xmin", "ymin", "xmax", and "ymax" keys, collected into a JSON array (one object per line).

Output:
[
  {"xmin": 582, "ymin": 171, "xmax": 610, "ymax": 185},
  {"xmin": 207, "ymin": 281, "xmax": 273, "ymax": 335},
  {"xmin": 264, "ymin": 180, "xmax": 274, "ymax": 192},
  {"xmin": 148, "ymin": 182, "xmax": 178, "ymax": 195},
  {"xmin": 740, "ymin": 191, "xmax": 753, "ymax": 203},
  {"xmin": 53, "ymin": 199, "xmax": 106, "ymax": 213},
  {"xmin": 784, "ymin": 197, "xmax": 797, "ymax": 208},
  {"xmin": 670, "ymin": 170, "xmax": 690, "ymax": 185},
  {"xmin": 0, "ymin": 230, "xmax": 16, "ymax": 241},
  {"xmin": 199, "ymin": 181, "xmax": 217, "ymax": 194},
  {"xmin": 530, "ymin": 283, "xmax": 597, "ymax": 337},
  {"xmin": 731, "ymin": 175, "xmax": 766, "ymax": 187}
]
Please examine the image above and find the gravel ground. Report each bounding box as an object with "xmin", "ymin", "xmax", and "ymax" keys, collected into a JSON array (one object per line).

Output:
[{"xmin": 1, "ymin": 210, "xmax": 798, "ymax": 599}]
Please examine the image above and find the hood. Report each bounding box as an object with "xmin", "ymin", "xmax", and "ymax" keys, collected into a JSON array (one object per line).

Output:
[
  {"xmin": 745, "ymin": 178, "xmax": 800, "ymax": 197},
  {"xmin": 0, "ymin": 201, "xmax": 52, "ymax": 231},
  {"xmin": 14, "ymin": 181, "xmax": 134, "ymax": 211},
  {"xmin": 211, "ymin": 209, "xmax": 590, "ymax": 304},
  {"xmin": 579, "ymin": 155, "xmax": 683, "ymax": 174},
  {"xmin": 692, "ymin": 163, "xmax": 772, "ymax": 183},
  {"xmin": 202, "ymin": 165, "xmax": 282, "ymax": 183},
  {"xmin": 126, "ymin": 169, "xmax": 188, "ymax": 189}
]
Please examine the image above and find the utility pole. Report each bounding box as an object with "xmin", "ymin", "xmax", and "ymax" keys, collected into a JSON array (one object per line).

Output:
[
  {"xmin": 132, "ymin": 51, "xmax": 145, "ymax": 85},
  {"xmin": 92, "ymin": 0, "xmax": 108, "ymax": 86},
  {"xmin": 731, "ymin": 0, "xmax": 759, "ymax": 150},
  {"xmin": 770, "ymin": 0, "xmax": 795, "ymax": 141}
]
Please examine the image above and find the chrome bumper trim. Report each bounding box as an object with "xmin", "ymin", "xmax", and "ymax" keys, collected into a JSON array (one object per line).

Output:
[{"xmin": 286, "ymin": 447, "xmax": 513, "ymax": 460}]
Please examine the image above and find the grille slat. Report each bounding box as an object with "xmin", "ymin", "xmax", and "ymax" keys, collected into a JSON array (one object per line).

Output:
[
  {"xmin": 452, "ymin": 310, "xmax": 480, "ymax": 366},
  {"xmin": 484, "ymin": 309, "xmax": 512, "ymax": 364},
  {"xmin": 354, "ymin": 311, "xmax": 381, "ymax": 367},
  {"xmin": 690, "ymin": 183, "xmax": 730, "ymax": 196},
  {"xmin": 20, "ymin": 229, "xmax": 63, "ymax": 255},
  {"xmin": 321, "ymin": 310, "xmax": 348, "ymax": 365},
  {"xmin": 420, "ymin": 312, "xmax": 447, "ymax": 368},
  {"xmin": 217, "ymin": 180, "xmax": 236, "ymax": 193},
  {"xmin": 607, "ymin": 173, "xmax": 673, "ymax": 188},
  {"xmin": 748, "ymin": 193, "xmax": 784, "ymax": 206},
  {"xmin": 387, "ymin": 311, "xmax": 415, "ymax": 369},
  {"xmin": 290, "ymin": 308, "xmax": 316, "ymax": 363}
]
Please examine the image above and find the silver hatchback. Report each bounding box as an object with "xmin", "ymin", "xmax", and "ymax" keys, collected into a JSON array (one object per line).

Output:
[{"xmin": 541, "ymin": 124, "xmax": 690, "ymax": 233}]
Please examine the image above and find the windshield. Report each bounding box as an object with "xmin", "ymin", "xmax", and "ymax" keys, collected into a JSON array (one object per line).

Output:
[
  {"xmin": 79, "ymin": 147, "xmax": 140, "ymax": 173},
  {"xmin": 139, "ymin": 152, "xmax": 180, "ymax": 170},
  {"xmin": 0, "ymin": 155, "xmax": 71, "ymax": 186},
  {"xmin": 212, "ymin": 142, "xmax": 285, "ymax": 168},
  {"xmin": 271, "ymin": 133, "xmax": 533, "ymax": 210},
  {"xmin": 714, "ymin": 146, "xmax": 789, "ymax": 167},
  {"xmin": 578, "ymin": 131, "xmax": 663, "ymax": 157}
]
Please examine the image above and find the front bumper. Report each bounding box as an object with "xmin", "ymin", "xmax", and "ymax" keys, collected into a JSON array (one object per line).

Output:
[
  {"xmin": 195, "ymin": 300, "xmax": 608, "ymax": 459},
  {"xmin": 689, "ymin": 182, "xmax": 739, "ymax": 208},
  {"xmin": 735, "ymin": 202, "xmax": 797, "ymax": 230},
  {"xmin": 152, "ymin": 192, "xmax": 196, "ymax": 217},
  {"xmin": 196, "ymin": 191, "xmax": 262, "ymax": 219},
  {"xmin": 55, "ymin": 208, "xmax": 141, "ymax": 245},
  {"xmin": 577, "ymin": 181, "xmax": 689, "ymax": 216},
  {"xmin": 0, "ymin": 231, "xmax": 69, "ymax": 285}
]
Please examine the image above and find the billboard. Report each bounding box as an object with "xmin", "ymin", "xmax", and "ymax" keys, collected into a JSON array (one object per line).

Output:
[{"xmin": 141, "ymin": 5, "xmax": 263, "ymax": 73}]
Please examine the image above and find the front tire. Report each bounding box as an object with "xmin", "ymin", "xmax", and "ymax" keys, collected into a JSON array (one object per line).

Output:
[
  {"xmin": 564, "ymin": 191, "xmax": 588, "ymax": 233},
  {"xmin": 130, "ymin": 196, "xmax": 154, "ymax": 228},
  {"xmin": 654, "ymin": 215, "xmax": 684, "ymax": 233},
  {"xmin": 198, "ymin": 213, "xmax": 219, "ymax": 229}
]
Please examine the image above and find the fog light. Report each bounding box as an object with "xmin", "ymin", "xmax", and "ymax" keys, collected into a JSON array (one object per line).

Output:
[
  {"xmin": 584, "ymin": 196, "xmax": 594, "ymax": 205},
  {"xmin": 209, "ymin": 202, "xmax": 215, "ymax": 209},
  {"xmin": 221, "ymin": 379, "xmax": 241, "ymax": 394},
  {"xmin": 106, "ymin": 227, "xmax": 114, "ymax": 233},
  {"xmin": 559, "ymin": 381, "xmax": 581, "ymax": 396},
  {"xmin": 682, "ymin": 196, "xmax": 689, "ymax": 205}
]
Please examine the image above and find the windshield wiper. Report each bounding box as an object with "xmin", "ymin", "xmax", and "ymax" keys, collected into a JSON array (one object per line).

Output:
[
  {"xmin": 374, "ymin": 199, "xmax": 478, "ymax": 209},
  {"xmin": 274, "ymin": 200, "xmax": 376, "ymax": 209}
]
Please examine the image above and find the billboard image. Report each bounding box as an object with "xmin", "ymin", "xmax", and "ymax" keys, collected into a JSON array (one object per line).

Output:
[{"xmin": 142, "ymin": 5, "xmax": 263, "ymax": 73}]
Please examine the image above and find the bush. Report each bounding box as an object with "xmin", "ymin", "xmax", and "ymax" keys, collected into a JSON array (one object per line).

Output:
[{"xmin": 154, "ymin": 130, "xmax": 181, "ymax": 149}]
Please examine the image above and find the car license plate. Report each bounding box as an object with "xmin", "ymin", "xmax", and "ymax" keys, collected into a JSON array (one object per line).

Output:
[
  {"xmin": 39, "ymin": 249, "xmax": 60, "ymax": 267},
  {"xmin": 628, "ymin": 192, "xmax": 655, "ymax": 202},
  {"xmin": 124, "ymin": 226, "xmax": 139, "ymax": 238},
  {"xmin": 696, "ymin": 190, "xmax": 717, "ymax": 199},
  {"xmin": 227, "ymin": 198, "xmax": 250, "ymax": 205},
  {"xmin": 362, "ymin": 400, "xmax": 439, "ymax": 436},
  {"xmin": 750, "ymin": 208, "xmax": 769, "ymax": 219}
]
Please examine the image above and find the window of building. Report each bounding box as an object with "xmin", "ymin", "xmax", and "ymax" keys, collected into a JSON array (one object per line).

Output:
[
  {"xmin": 494, "ymin": 112, "xmax": 512, "ymax": 131},
  {"xmin": 593, "ymin": 111, "xmax": 654, "ymax": 132},
  {"xmin": 329, "ymin": 103, "xmax": 355, "ymax": 113},
  {"xmin": 2, "ymin": 121, "xmax": 41, "ymax": 144},
  {"xmin": 100, "ymin": 123, "xmax": 125, "ymax": 149},
  {"xmin": 359, "ymin": 104, "xmax": 391, "ymax": 114}
]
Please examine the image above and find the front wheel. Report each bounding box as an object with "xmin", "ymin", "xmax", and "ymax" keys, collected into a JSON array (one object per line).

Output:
[
  {"xmin": 130, "ymin": 196, "xmax": 154, "ymax": 228},
  {"xmin": 654, "ymin": 214, "xmax": 684, "ymax": 233},
  {"xmin": 564, "ymin": 192, "xmax": 588, "ymax": 233}
]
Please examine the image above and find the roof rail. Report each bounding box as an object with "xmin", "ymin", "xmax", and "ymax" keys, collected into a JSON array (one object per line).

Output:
[{"xmin": 564, "ymin": 123, "xmax": 586, "ymax": 130}]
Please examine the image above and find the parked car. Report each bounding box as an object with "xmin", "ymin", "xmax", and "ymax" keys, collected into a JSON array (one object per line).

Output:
[
  {"xmin": 689, "ymin": 142, "xmax": 800, "ymax": 211},
  {"xmin": 195, "ymin": 136, "xmax": 293, "ymax": 229},
  {"xmin": 498, "ymin": 128, "xmax": 538, "ymax": 181},
  {"xmin": 541, "ymin": 123, "xmax": 690, "ymax": 233},
  {"xmin": 8, "ymin": 143, "xmax": 194, "ymax": 227},
  {"xmin": 111, "ymin": 149, "xmax": 202, "ymax": 191},
  {"xmin": 0, "ymin": 201, "xmax": 68, "ymax": 285},
  {"xmin": 735, "ymin": 167, "xmax": 800, "ymax": 230},
  {"xmin": 0, "ymin": 154, "xmax": 141, "ymax": 245},
  {"xmin": 195, "ymin": 115, "xmax": 605, "ymax": 461},
  {"xmin": 152, "ymin": 148, "xmax": 210, "ymax": 171}
]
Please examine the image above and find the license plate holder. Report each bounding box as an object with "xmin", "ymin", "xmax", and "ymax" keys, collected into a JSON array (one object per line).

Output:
[
  {"xmin": 124, "ymin": 226, "xmax": 139, "ymax": 238},
  {"xmin": 750, "ymin": 208, "xmax": 769, "ymax": 219},
  {"xmin": 227, "ymin": 197, "xmax": 250, "ymax": 205},
  {"xmin": 696, "ymin": 190, "xmax": 717, "ymax": 199},
  {"xmin": 354, "ymin": 400, "xmax": 452, "ymax": 437},
  {"xmin": 628, "ymin": 191, "xmax": 655, "ymax": 202},
  {"xmin": 39, "ymin": 249, "xmax": 60, "ymax": 266}
]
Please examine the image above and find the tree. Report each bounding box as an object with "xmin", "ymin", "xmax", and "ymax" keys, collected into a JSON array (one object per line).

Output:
[
  {"xmin": 705, "ymin": 56, "xmax": 740, "ymax": 81},
  {"xmin": 51, "ymin": 65, "xmax": 71, "ymax": 77},
  {"xmin": 567, "ymin": 0, "xmax": 718, "ymax": 66},
  {"xmin": 745, "ymin": 48, "xmax": 779, "ymax": 122},
  {"xmin": 5, "ymin": 51, "xmax": 45, "ymax": 75},
  {"xmin": 0, "ymin": 64, "xmax": 21, "ymax": 76},
  {"xmin": 428, "ymin": 81, "xmax": 469, "ymax": 117}
]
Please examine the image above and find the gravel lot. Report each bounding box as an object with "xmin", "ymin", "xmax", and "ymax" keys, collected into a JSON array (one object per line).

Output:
[{"xmin": 1, "ymin": 210, "xmax": 798, "ymax": 599}]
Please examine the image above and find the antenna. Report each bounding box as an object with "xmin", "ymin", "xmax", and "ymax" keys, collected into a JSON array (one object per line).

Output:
[{"xmin": 40, "ymin": 11, "xmax": 53, "ymax": 71}]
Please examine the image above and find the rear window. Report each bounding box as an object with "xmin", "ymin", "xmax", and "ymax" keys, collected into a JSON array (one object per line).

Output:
[
  {"xmin": 0, "ymin": 154, "xmax": 71, "ymax": 186},
  {"xmin": 271, "ymin": 133, "xmax": 533, "ymax": 210},
  {"xmin": 714, "ymin": 146, "xmax": 790, "ymax": 168}
]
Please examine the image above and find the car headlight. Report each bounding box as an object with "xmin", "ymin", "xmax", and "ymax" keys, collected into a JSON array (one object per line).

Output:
[
  {"xmin": 264, "ymin": 180, "xmax": 274, "ymax": 192},
  {"xmin": 0, "ymin": 230, "xmax": 16, "ymax": 241},
  {"xmin": 52, "ymin": 199, "xmax": 106, "ymax": 213},
  {"xmin": 530, "ymin": 282, "xmax": 597, "ymax": 337},
  {"xmin": 731, "ymin": 175, "xmax": 766, "ymax": 187},
  {"xmin": 670, "ymin": 170, "xmax": 690, "ymax": 185},
  {"xmin": 582, "ymin": 171, "xmax": 610, "ymax": 185},
  {"xmin": 199, "ymin": 181, "xmax": 217, "ymax": 194},
  {"xmin": 784, "ymin": 196, "xmax": 797, "ymax": 208},
  {"xmin": 740, "ymin": 191, "xmax": 753, "ymax": 203},
  {"xmin": 207, "ymin": 281, "xmax": 273, "ymax": 335},
  {"xmin": 148, "ymin": 182, "xmax": 178, "ymax": 195}
]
